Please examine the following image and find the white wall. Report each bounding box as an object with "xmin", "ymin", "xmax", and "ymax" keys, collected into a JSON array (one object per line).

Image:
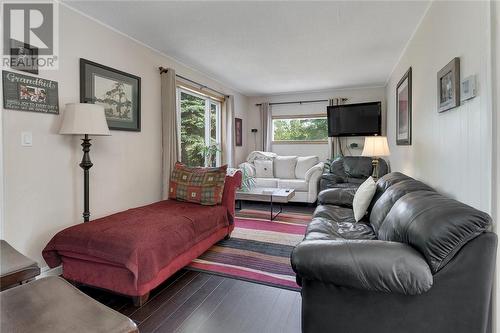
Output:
[
  {"xmin": 386, "ymin": 2, "xmax": 497, "ymax": 330},
  {"xmin": 493, "ymin": 1, "xmax": 500, "ymax": 331},
  {"xmin": 247, "ymin": 87, "xmax": 386, "ymax": 162},
  {"xmin": 386, "ymin": 1, "xmax": 492, "ymax": 213},
  {"xmin": 1, "ymin": 4, "xmax": 249, "ymax": 268}
]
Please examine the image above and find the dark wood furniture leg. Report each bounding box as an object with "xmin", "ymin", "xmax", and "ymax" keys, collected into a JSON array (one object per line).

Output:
[{"xmin": 133, "ymin": 292, "xmax": 150, "ymax": 307}]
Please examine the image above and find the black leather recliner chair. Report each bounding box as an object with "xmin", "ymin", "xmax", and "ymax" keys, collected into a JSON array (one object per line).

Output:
[
  {"xmin": 291, "ymin": 172, "xmax": 497, "ymax": 333},
  {"xmin": 320, "ymin": 156, "xmax": 389, "ymax": 192}
]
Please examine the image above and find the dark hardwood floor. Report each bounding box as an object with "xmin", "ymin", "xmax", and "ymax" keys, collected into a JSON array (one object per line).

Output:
[
  {"xmin": 79, "ymin": 270, "xmax": 301, "ymax": 333},
  {"xmin": 78, "ymin": 202, "xmax": 309, "ymax": 333}
]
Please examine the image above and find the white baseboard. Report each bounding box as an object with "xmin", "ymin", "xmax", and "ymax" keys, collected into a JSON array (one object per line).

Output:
[{"xmin": 38, "ymin": 265, "xmax": 62, "ymax": 278}]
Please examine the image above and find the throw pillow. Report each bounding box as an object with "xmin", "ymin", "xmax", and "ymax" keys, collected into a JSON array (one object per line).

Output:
[
  {"xmin": 169, "ymin": 162, "xmax": 227, "ymax": 205},
  {"xmin": 295, "ymin": 156, "xmax": 319, "ymax": 179},
  {"xmin": 254, "ymin": 159, "xmax": 274, "ymax": 178},
  {"xmin": 353, "ymin": 176, "xmax": 377, "ymax": 222},
  {"xmin": 274, "ymin": 156, "xmax": 298, "ymax": 179}
]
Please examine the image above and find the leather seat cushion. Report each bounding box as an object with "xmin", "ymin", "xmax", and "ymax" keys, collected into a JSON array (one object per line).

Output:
[
  {"xmin": 309, "ymin": 205, "xmax": 377, "ymax": 240},
  {"xmin": 305, "ymin": 216, "xmax": 377, "ymax": 241},
  {"xmin": 378, "ymin": 191, "xmax": 492, "ymax": 273},
  {"xmin": 346, "ymin": 177, "xmax": 365, "ymax": 185},
  {"xmin": 278, "ymin": 179, "xmax": 308, "ymax": 191},
  {"xmin": 313, "ymin": 205, "xmax": 356, "ymax": 222}
]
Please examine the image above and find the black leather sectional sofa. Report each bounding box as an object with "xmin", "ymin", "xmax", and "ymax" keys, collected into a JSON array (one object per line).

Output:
[
  {"xmin": 291, "ymin": 172, "xmax": 497, "ymax": 333},
  {"xmin": 320, "ymin": 156, "xmax": 389, "ymax": 191}
]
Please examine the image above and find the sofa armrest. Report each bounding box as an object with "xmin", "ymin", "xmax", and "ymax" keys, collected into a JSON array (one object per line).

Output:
[
  {"xmin": 222, "ymin": 170, "xmax": 242, "ymax": 221},
  {"xmin": 317, "ymin": 188, "xmax": 356, "ymax": 207},
  {"xmin": 320, "ymin": 173, "xmax": 345, "ymax": 184},
  {"xmin": 305, "ymin": 162, "xmax": 324, "ymax": 182},
  {"xmin": 238, "ymin": 162, "xmax": 256, "ymax": 177},
  {"xmin": 291, "ymin": 239, "xmax": 433, "ymax": 295}
]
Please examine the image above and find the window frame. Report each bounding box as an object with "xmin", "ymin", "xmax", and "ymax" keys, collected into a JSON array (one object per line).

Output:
[
  {"xmin": 176, "ymin": 87, "xmax": 222, "ymax": 166},
  {"xmin": 271, "ymin": 113, "xmax": 329, "ymax": 144}
]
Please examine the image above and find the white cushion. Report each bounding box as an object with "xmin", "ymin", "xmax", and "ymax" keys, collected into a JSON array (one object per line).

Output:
[
  {"xmin": 274, "ymin": 156, "xmax": 297, "ymax": 179},
  {"xmin": 295, "ymin": 156, "xmax": 319, "ymax": 179},
  {"xmin": 278, "ymin": 179, "xmax": 308, "ymax": 192},
  {"xmin": 254, "ymin": 160, "xmax": 274, "ymax": 178},
  {"xmin": 255, "ymin": 178, "xmax": 279, "ymax": 188},
  {"xmin": 352, "ymin": 177, "xmax": 377, "ymax": 222}
]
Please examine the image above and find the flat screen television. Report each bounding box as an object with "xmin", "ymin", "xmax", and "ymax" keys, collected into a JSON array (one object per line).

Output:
[{"xmin": 327, "ymin": 101, "xmax": 382, "ymax": 137}]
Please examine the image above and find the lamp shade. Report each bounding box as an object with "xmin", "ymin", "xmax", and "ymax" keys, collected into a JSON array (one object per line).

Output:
[
  {"xmin": 362, "ymin": 136, "xmax": 390, "ymax": 157},
  {"xmin": 59, "ymin": 103, "xmax": 110, "ymax": 136}
]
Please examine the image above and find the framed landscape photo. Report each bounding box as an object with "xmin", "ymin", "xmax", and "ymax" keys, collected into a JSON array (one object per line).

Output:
[
  {"xmin": 396, "ymin": 67, "xmax": 412, "ymax": 145},
  {"xmin": 437, "ymin": 57, "xmax": 460, "ymax": 113},
  {"xmin": 80, "ymin": 59, "xmax": 141, "ymax": 131},
  {"xmin": 235, "ymin": 117, "xmax": 243, "ymax": 146}
]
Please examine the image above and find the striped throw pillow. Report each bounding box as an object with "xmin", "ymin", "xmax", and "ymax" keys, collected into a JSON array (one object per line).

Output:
[{"xmin": 169, "ymin": 162, "xmax": 227, "ymax": 205}]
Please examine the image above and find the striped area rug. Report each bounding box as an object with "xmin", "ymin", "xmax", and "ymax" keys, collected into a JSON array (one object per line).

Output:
[{"xmin": 187, "ymin": 209, "xmax": 311, "ymax": 291}]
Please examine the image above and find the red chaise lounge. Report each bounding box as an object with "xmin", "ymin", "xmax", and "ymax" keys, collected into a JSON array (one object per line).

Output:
[{"xmin": 43, "ymin": 171, "xmax": 241, "ymax": 306}]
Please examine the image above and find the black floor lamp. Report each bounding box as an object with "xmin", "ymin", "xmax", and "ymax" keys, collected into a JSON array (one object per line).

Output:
[{"xmin": 59, "ymin": 103, "xmax": 110, "ymax": 222}]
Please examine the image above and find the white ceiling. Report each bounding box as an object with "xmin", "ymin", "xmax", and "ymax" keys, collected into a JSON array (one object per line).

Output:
[{"xmin": 64, "ymin": 1, "xmax": 429, "ymax": 96}]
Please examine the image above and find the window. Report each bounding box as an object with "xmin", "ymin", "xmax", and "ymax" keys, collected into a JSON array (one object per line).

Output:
[
  {"xmin": 177, "ymin": 88, "xmax": 221, "ymax": 167},
  {"xmin": 272, "ymin": 115, "xmax": 328, "ymax": 143}
]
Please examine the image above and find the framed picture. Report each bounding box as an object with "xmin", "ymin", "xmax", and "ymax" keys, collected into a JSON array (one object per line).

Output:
[
  {"xmin": 396, "ymin": 67, "xmax": 412, "ymax": 145},
  {"xmin": 235, "ymin": 117, "xmax": 243, "ymax": 146},
  {"xmin": 10, "ymin": 39, "xmax": 38, "ymax": 75},
  {"xmin": 80, "ymin": 59, "xmax": 141, "ymax": 131},
  {"xmin": 437, "ymin": 57, "xmax": 460, "ymax": 113},
  {"xmin": 2, "ymin": 70, "xmax": 59, "ymax": 114}
]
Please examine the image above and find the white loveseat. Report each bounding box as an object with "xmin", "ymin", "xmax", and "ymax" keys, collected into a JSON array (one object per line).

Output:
[{"xmin": 239, "ymin": 153, "xmax": 324, "ymax": 204}]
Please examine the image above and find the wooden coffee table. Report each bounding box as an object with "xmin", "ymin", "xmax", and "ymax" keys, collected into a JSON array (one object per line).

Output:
[{"xmin": 235, "ymin": 188, "xmax": 295, "ymax": 221}]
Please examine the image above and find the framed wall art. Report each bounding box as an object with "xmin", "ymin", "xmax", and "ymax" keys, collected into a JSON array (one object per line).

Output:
[
  {"xmin": 437, "ymin": 57, "xmax": 460, "ymax": 113},
  {"xmin": 2, "ymin": 70, "xmax": 59, "ymax": 114},
  {"xmin": 396, "ymin": 67, "xmax": 412, "ymax": 145},
  {"xmin": 10, "ymin": 39, "xmax": 39, "ymax": 75},
  {"xmin": 80, "ymin": 58, "xmax": 141, "ymax": 131},
  {"xmin": 235, "ymin": 117, "xmax": 243, "ymax": 146}
]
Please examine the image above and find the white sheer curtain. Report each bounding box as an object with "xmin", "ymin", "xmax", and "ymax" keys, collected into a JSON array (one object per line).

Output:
[
  {"xmin": 161, "ymin": 68, "xmax": 180, "ymax": 199},
  {"xmin": 260, "ymin": 102, "xmax": 272, "ymax": 152},
  {"xmin": 223, "ymin": 95, "xmax": 236, "ymax": 167}
]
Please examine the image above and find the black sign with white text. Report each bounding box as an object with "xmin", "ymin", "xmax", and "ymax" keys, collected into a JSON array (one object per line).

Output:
[{"xmin": 2, "ymin": 70, "xmax": 59, "ymax": 114}]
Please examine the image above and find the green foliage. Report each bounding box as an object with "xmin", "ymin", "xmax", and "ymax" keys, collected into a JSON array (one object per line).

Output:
[
  {"xmin": 273, "ymin": 118, "xmax": 328, "ymax": 141},
  {"xmin": 180, "ymin": 92, "xmax": 205, "ymax": 167},
  {"xmin": 180, "ymin": 92, "xmax": 220, "ymax": 167}
]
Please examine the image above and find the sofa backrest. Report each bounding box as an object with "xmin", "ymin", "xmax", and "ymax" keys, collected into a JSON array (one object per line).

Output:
[
  {"xmin": 271, "ymin": 155, "xmax": 319, "ymax": 179},
  {"xmin": 295, "ymin": 156, "xmax": 319, "ymax": 179},
  {"xmin": 377, "ymin": 190, "xmax": 492, "ymax": 273},
  {"xmin": 342, "ymin": 156, "xmax": 373, "ymax": 178},
  {"xmin": 367, "ymin": 172, "xmax": 411, "ymax": 214},
  {"xmin": 274, "ymin": 156, "xmax": 298, "ymax": 179},
  {"xmin": 369, "ymin": 177, "xmax": 434, "ymax": 232},
  {"xmin": 325, "ymin": 156, "xmax": 389, "ymax": 182}
]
